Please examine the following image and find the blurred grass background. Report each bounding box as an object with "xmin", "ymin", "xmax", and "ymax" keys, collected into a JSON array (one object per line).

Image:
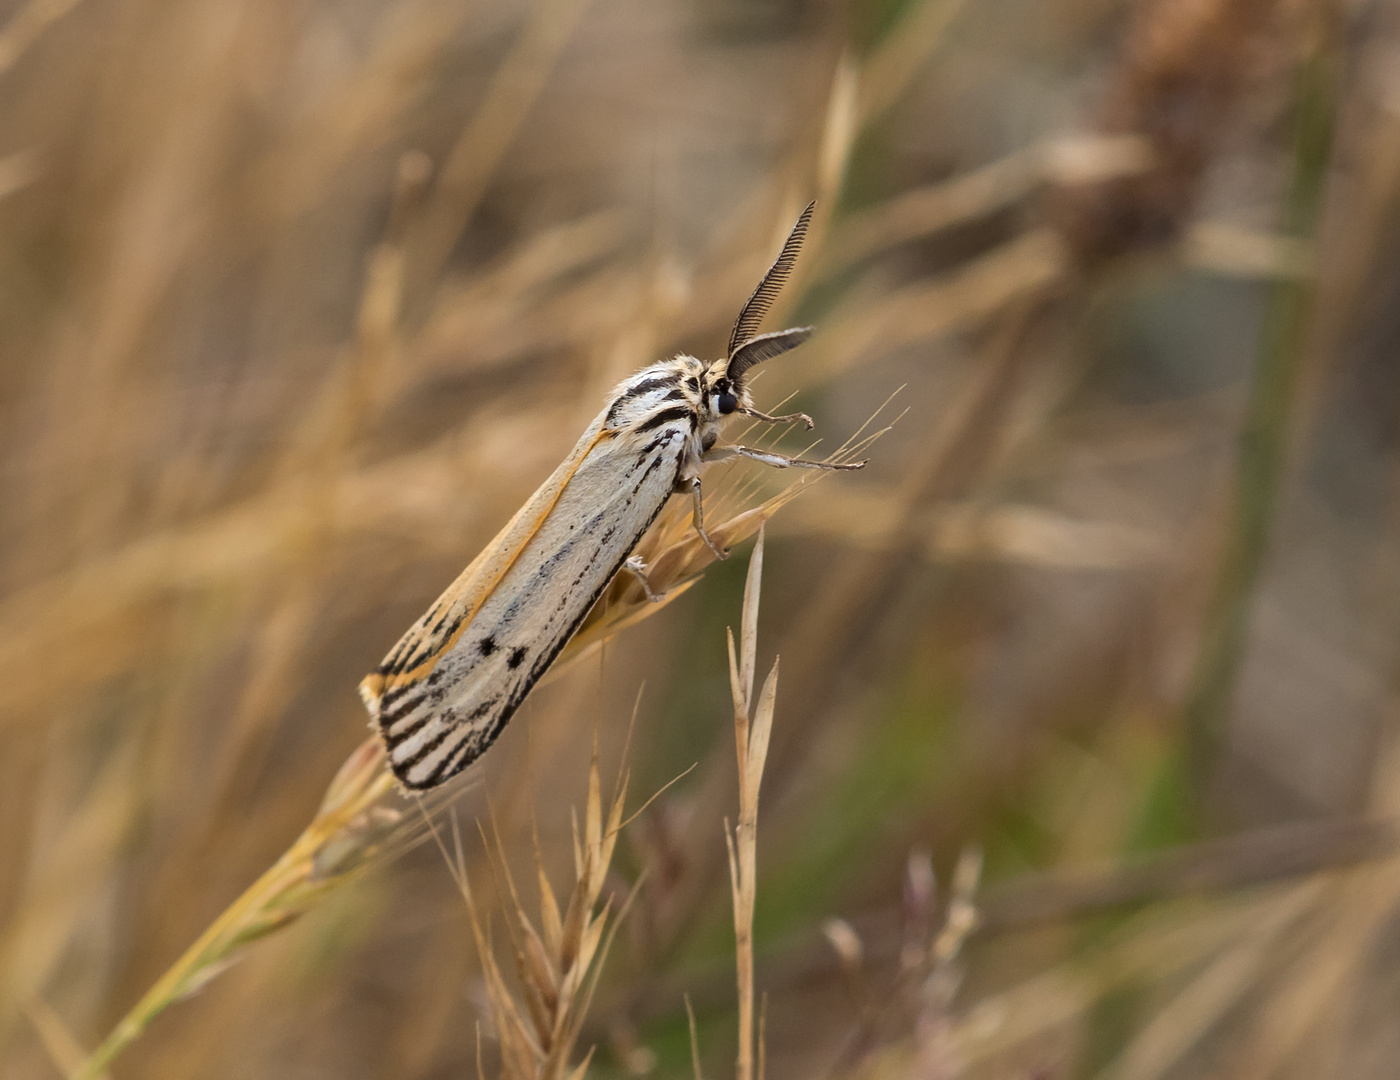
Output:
[{"xmin": 3, "ymin": 0, "xmax": 1400, "ymax": 1075}]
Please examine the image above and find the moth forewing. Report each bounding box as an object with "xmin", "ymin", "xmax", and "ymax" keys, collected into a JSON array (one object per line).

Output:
[
  {"xmin": 358, "ymin": 413, "xmax": 614, "ymax": 710},
  {"xmin": 364, "ymin": 380, "xmax": 694, "ymax": 790}
]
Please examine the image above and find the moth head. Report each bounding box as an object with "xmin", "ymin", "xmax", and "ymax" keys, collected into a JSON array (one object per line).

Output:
[{"xmin": 703, "ymin": 359, "xmax": 743, "ymax": 416}]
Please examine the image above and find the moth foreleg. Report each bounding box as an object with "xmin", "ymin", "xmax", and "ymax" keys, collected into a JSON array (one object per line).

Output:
[
  {"xmin": 739, "ymin": 406, "xmax": 814, "ymax": 430},
  {"xmin": 707, "ymin": 445, "xmax": 867, "ymax": 471},
  {"xmin": 681, "ymin": 476, "xmax": 728, "ymax": 560},
  {"xmin": 622, "ymin": 555, "xmax": 665, "ymax": 602}
]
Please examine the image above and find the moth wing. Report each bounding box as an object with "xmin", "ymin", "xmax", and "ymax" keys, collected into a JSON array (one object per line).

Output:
[
  {"xmin": 359, "ymin": 411, "xmax": 614, "ymax": 714},
  {"xmin": 374, "ymin": 422, "xmax": 689, "ymax": 788}
]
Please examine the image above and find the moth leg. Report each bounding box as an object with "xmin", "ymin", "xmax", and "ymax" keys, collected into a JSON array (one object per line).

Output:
[
  {"xmin": 682, "ymin": 476, "xmax": 728, "ymax": 560},
  {"xmin": 622, "ymin": 555, "xmax": 664, "ymax": 603},
  {"xmin": 739, "ymin": 405, "xmax": 814, "ymax": 430},
  {"xmin": 707, "ymin": 445, "xmax": 867, "ymax": 471}
]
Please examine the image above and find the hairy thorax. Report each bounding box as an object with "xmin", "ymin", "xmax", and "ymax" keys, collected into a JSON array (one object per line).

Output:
[{"xmin": 602, "ymin": 354, "xmax": 750, "ymax": 483}]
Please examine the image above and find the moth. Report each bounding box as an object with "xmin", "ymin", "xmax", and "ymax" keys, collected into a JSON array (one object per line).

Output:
[{"xmin": 361, "ymin": 202, "xmax": 863, "ymax": 790}]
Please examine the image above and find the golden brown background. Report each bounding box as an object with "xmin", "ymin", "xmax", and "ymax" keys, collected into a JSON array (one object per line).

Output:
[{"xmin": 2, "ymin": 0, "xmax": 1399, "ymax": 1076}]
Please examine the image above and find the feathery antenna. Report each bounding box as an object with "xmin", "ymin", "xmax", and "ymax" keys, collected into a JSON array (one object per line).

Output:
[
  {"xmin": 727, "ymin": 327, "xmax": 812, "ymax": 385},
  {"xmin": 726, "ymin": 201, "xmax": 816, "ymax": 359}
]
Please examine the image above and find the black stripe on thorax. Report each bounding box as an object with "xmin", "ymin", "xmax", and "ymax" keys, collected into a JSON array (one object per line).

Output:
[
  {"xmin": 606, "ymin": 373, "xmax": 682, "ymax": 424},
  {"xmin": 635, "ymin": 404, "xmax": 698, "ymax": 434}
]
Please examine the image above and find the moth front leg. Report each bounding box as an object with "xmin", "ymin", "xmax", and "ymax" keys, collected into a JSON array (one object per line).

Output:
[
  {"xmin": 679, "ymin": 475, "xmax": 728, "ymax": 560},
  {"xmin": 706, "ymin": 445, "xmax": 867, "ymax": 471},
  {"xmin": 738, "ymin": 405, "xmax": 814, "ymax": 430}
]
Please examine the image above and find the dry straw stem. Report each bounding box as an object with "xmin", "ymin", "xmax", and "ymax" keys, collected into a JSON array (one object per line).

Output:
[
  {"xmin": 437, "ymin": 745, "xmax": 632, "ymax": 1080},
  {"xmin": 70, "ymin": 737, "xmax": 400, "ymax": 1080},
  {"xmin": 722, "ymin": 527, "xmax": 777, "ymax": 1080},
  {"xmin": 680, "ymin": 527, "xmax": 777, "ymax": 1080}
]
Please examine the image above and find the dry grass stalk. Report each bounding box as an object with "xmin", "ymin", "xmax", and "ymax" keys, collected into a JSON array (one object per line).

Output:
[
  {"xmin": 440, "ymin": 747, "xmax": 631, "ymax": 1080},
  {"xmin": 70, "ymin": 737, "xmax": 400, "ymax": 1080},
  {"xmin": 723, "ymin": 527, "xmax": 778, "ymax": 1080},
  {"xmin": 685, "ymin": 996, "xmax": 704, "ymax": 1080},
  {"xmin": 676, "ymin": 527, "xmax": 778, "ymax": 1080}
]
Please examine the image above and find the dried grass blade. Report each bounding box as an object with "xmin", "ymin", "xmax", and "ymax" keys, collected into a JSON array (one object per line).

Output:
[
  {"xmin": 479, "ymin": 821, "xmax": 555, "ymax": 1043},
  {"xmin": 724, "ymin": 820, "xmax": 743, "ymax": 928},
  {"xmin": 685, "ymin": 995, "xmax": 703, "ymax": 1080},
  {"xmin": 24, "ymin": 999, "xmax": 106, "ymax": 1080},
  {"xmin": 0, "ymin": 0, "xmax": 83, "ymax": 79},
  {"xmin": 739, "ymin": 526, "xmax": 765, "ymax": 712},
  {"xmin": 533, "ymin": 816, "xmax": 565, "ymax": 957},
  {"xmin": 499, "ymin": 1005, "xmax": 542, "ymax": 1080},
  {"xmin": 570, "ymin": 806, "xmax": 584, "ymax": 882},
  {"xmin": 559, "ymin": 871, "xmax": 591, "ymax": 977},
  {"xmin": 817, "ymin": 54, "xmax": 860, "ymax": 208},
  {"xmin": 481, "ymin": 928, "xmax": 545, "ymax": 1069},
  {"xmin": 410, "ymin": 0, "xmax": 593, "ymax": 288},
  {"xmin": 567, "ymin": 900, "xmax": 612, "ymax": 997},
  {"xmin": 857, "ymin": 0, "xmax": 966, "ymax": 125},
  {"xmin": 515, "ymin": 932, "xmax": 556, "ymax": 1045},
  {"xmin": 584, "ymin": 749, "xmax": 603, "ymax": 883},
  {"xmin": 726, "ymin": 628, "xmax": 746, "ymax": 729},
  {"xmin": 596, "ymin": 773, "xmax": 629, "ymax": 887},
  {"xmin": 555, "ymin": 883, "xmax": 643, "ymax": 1071},
  {"xmin": 522, "ymin": 919, "xmax": 560, "ymax": 1012},
  {"xmin": 565, "ymin": 1046, "xmax": 597, "ymax": 1080},
  {"xmin": 746, "ymin": 659, "xmax": 779, "ymax": 801}
]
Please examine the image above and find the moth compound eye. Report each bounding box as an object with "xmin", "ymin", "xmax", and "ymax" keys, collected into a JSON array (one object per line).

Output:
[{"xmin": 717, "ymin": 391, "xmax": 738, "ymax": 415}]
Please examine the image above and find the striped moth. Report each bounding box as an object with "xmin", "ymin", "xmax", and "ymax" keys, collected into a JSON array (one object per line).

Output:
[{"xmin": 361, "ymin": 202, "xmax": 863, "ymax": 789}]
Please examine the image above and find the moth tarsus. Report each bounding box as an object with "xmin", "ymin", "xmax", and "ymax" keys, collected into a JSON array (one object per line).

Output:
[
  {"xmin": 363, "ymin": 199, "xmax": 865, "ymax": 790},
  {"xmin": 622, "ymin": 555, "xmax": 664, "ymax": 603}
]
